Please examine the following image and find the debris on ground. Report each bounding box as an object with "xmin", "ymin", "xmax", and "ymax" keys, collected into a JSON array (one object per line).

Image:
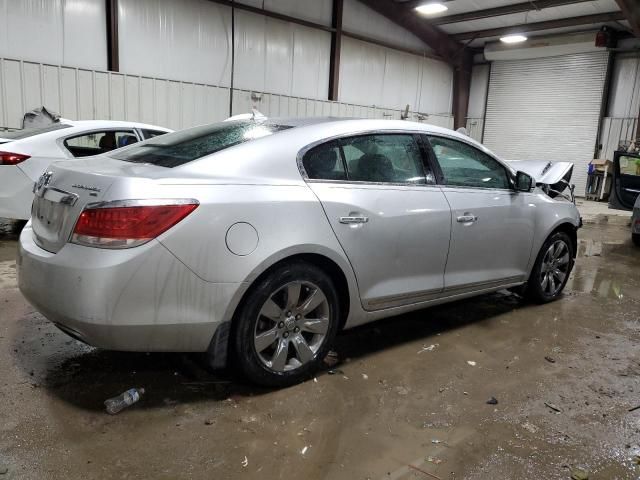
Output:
[
  {"xmin": 426, "ymin": 456, "xmax": 443, "ymax": 465},
  {"xmin": 327, "ymin": 369, "xmax": 344, "ymax": 375},
  {"xmin": 545, "ymin": 402, "xmax": 563, "ymax": 413},
  {"xmin": 570, "ymin": 467, "xmax": 589, "ymax": 480},
  {"xmin": 104, "ymin": 387, "xmax": 145, "ymax": 415},
  {"xmin": 204, "ymin": 419, "xmax": 215, "ymax": 425},
  {"xmin": 632, "ymin": 455, "xmax": 640, "ymax": 465},
  {"xmin": 362, "ymin": 373, "xmax": 368, "ymax": 380},
  {"xmin": 628, "ymin": 405, "xmax": 640, "ymax": 413},
  {"xmin": 395, "ymin": 386, "xmax": 410, "ymax": 396},
  {"xmin": 241, "ymin": 456, "xmax": 248, "ymax": 467},
  {"xmin": 408, "ymin": 464, "xmax": 442, "ymax": 479},
  {"xmin": 522, "ymin": 422, "xmax": 539, "ymax": 434},
  {"xmin": 418, "ymin": 344, "xmax": 439, "ymax": 354},
  {"xmin": 301, "ymin": 446, "xmax": 309, "ymax": 455},
  {"xmin": 466, "ymin": 361, "xmax": 477, "ymax": 366},
  {"xmin": 323, "ymin": 350, "xmax": 339, "ymax": 367},
  {"xmin": 545, "ymin": 356, "xmax": 556, "ymax": 363},
  {"xmin": 486, "ymin": 396, "xmax": 498, "ymax": 405}
]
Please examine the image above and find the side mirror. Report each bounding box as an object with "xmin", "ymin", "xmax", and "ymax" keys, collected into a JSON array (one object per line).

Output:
[{"xmin": 515, "ymin": 171, "xmax": 533, "ymax": 192}]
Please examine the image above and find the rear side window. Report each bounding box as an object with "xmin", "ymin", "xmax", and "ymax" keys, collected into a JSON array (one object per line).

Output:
[
  {"xmin": 0, "ymin": 123, "xmax": 72, "ymax": 140},
  {"xmin": 141, "ymin": 129, "xmax": 168, "ymax": 140},
  {"xmin": 341, "ymin": 134, "xmax": 426, "ymax": 184},
  {"xmin": 302, "ymin": 141, "xmax": 347, "ymax": 181},
  {"xmin": 64, "ymin": 130, "xmax": 138, "ymax": 158},
  {"xmin": 113, "ymin": 121, "xmax": 292, "ymax": 168}
]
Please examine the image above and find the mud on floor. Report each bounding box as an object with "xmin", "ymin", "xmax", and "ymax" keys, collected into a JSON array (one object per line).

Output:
[{"xmin": 0, "ymin": 219, "xmax": 639, "ymax": 479}]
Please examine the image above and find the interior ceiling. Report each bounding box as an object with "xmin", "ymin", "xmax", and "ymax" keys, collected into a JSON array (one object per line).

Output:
[{"xmin": 392, "ymin": 0, "xmax": 631, "ymax": 48}]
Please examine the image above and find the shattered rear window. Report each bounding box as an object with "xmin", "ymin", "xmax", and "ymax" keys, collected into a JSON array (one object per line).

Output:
[{"xmin": 111, "ymin": 121, "xmax": 293, "ymax": 168}]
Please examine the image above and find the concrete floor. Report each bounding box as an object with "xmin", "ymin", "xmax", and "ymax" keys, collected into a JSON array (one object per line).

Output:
[{"xmin": 1, "ymin": 219, "xmax": 639, "ymax": 480}]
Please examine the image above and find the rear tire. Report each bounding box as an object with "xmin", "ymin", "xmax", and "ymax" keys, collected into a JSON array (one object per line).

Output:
[
  {"xmin": 232, "ymin": 261, "xmax": 340, "ymax": 387},
  {"xmin": 633, "ymin": 233, "xmax": 640, "ymax": 247},
  {"xmin": 526, "ymin": 231, "xmax": 575, "ymax": 304}
]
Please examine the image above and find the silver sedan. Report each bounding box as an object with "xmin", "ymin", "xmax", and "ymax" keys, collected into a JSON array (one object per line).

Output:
[{"xmin": 17, "ymin": 118, "xmax": 580, "ymax": 386}]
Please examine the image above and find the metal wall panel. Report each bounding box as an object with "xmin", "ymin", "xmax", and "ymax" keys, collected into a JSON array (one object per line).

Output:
[
  {"xmin": 236, "ymin": 0, "xmax": 332, "ymax": 26},
  {"xmin": 118, "ymin": 0, "xmax": 232, "ymax": 86},
  {"xmin": 598, "ymin": 117, "xmax": 638, "ymax": 161},
  {"xmin": 0, "ymin": 58, "xmax": 230, "ymax": 130},
  {"xmin": 468, "ymin": 64, "xmax": 490, "ymax": 119},
  {"xmin": 607, "ymin": 54, "xmax": 640, "ymax": 118},
  {"xmin": 483, "ymin": 52, "xmax": 609, "ymax": 196},
  {"xmin": 339, "ymin": 37, "xmax": 453, "ymax": 115},
  {"xmin": 233, "ymin": 11, "xmax": 331, "ymax": 100},
  {"xmin": 0, "ymin": 0, "xmax": 106, "ymax": 70},
  {"xmin": 343, "ymin": 0, "xmax": 431, "ymax": 53}
]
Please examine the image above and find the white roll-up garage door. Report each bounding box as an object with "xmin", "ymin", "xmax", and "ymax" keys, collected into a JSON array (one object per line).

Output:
[{"xmin": 483, "ymin": 52, "xmax": 609, "ymax": 196}]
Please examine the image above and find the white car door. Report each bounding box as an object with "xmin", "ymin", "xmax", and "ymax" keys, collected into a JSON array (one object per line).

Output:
[
  {"xmin": 425, "ymin": 134, "xmax": 535, "ymax": 292},
  {"xmin": 302, "ymin": 133, "xmax": 452, "ymax": 310}
]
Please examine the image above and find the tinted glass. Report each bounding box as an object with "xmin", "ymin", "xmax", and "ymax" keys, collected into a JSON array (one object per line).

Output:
[
  {"xmin": 141, "ymin": 129, "xmax": 169, "ymax": 140},
  {"xmin": 113, "ymin": 121, "xmax": 292, "ymax": 168},
  {"xmin": 340, "ymin": 134, "xmax": 426, "ymax": 184},
  {"xmin": 0, "ymin": 123, "xmax": 72, "ymax": 140},
  {"xmin": 303, "ymin": 141, "xmax": 347, "ymax": 181},
  {"xmin": 428, "ymin": 136, "xmax": 509, "ymax": 189},
  {"xmin": 64, "ymin": 130, "xmax": 137, "ymax": 158}
]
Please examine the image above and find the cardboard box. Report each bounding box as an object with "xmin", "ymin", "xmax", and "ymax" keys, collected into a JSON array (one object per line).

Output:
[{"xmin": 589, "ymin": 159, "xmax": 613, "ymax": 174}]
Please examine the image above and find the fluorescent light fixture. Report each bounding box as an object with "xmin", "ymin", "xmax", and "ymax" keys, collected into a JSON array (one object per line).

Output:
[
  {"xmin": 415, "ymin": 3, "xmax": 448, "ymax": 15},
  {"xmin": 500, "ymin": 34, "xmax": 528, "ymax": 44}
]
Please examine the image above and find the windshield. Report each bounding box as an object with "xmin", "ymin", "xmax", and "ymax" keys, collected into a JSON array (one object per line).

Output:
[
  {"xmin": 112, "ymin": 121, "xmax": 293, "ymax": 168},
  {"xmin": 0, "ymin": 123, "xmax": 72, "ymax": 140}
]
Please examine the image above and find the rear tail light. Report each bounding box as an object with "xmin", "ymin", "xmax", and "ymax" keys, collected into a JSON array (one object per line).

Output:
[
  {"xmin": 0, "ymin": 151, "xmax": 30, "ymax": 165},
  {"xmin": 71, "ymin": 200, "xmax": 198, "ymax": 249}
]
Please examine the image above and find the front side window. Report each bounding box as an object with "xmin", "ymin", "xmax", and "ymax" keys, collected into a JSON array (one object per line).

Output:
[
  {"xmin": 64, "ymin": 130, "xmax": 137, "ymax": 158},
  {"xmin": 428, "ymin": 136, "xmax": 509, "ymax": 189},
  {"xmin": 341, "ymin": 134, "xmax": 426, "ymax": 184},
  {"xmin": 113, "ymin": 121, "xmax": 292, "ymax": 168}
]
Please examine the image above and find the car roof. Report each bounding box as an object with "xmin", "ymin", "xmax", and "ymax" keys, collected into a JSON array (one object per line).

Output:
[{"xmin": 65, "ymin": 120, "xmax": 172, "ymax": 132}]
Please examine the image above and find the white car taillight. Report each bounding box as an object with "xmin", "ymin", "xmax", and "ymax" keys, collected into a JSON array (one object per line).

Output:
[
  {"xmin": 0, "ymin": 151, "xmax": 30, "ymax": 165},
  {"xmin": 71, "ymin": 199, "xmax": 199, "ymax": 249}
]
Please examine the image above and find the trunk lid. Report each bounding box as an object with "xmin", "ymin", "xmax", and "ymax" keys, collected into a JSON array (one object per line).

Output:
[{"xmin": 30, "ymin": 157, "xmax": 163, "ymax": 253}]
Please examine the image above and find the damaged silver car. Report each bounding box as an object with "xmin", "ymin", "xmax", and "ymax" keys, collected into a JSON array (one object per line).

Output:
[{"xmin": 18, "ymin": 118, "xmax": 580, "ymax": 386}]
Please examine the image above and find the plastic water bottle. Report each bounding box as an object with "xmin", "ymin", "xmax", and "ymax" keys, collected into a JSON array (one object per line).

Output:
[{"xmin": 104, "ymin": 388, "xmax": 145, "ymax": 415}]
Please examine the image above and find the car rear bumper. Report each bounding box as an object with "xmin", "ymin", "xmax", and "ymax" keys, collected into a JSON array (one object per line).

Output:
[
  {"xmin": 0, "ymin": 166, "xmax": 34, "ymax": 220},
  {"xmin": 17, "ymin": 223, "xmax": 243, "ymax": 352}
]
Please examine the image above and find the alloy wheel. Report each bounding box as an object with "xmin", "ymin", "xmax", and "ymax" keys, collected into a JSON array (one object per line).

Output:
[
  {"xmin": 539, "ymin": 240, "xmax": 570, "ymax": 296},
  {"xmin": 253, "ymin": 281, "xmax": 330, "ymax": 372}
]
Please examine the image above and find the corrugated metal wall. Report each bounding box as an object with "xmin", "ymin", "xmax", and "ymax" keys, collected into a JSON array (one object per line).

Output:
[
  {"xmin": 465, "ymin": 64, "xmax": 490, "ymax": 142},
  {"xmin": 0, "ymin": 0, "xmax": 455, "ymax": 130},
  {"xmin": 597, "ymin": 54, "xmax": 640, "ymax": 160},
  {"xmin": 338, "ymin": 37, "xmax": 453, "ymax": 115},
  {"xmin": 0, "ymin": 58, "xmax": 454, "ymax": 131},
  {"xmin": 0, "ymin": 0, "xmax": 107, "ymax": 70}
]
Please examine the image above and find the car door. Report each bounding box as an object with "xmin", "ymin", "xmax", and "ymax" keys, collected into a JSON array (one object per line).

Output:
[
  {"xmin": 302, "ymin": 133, "xmax": 451, "ymax": 310},
  {"xmin": 610, "ymin": 150, "xmax": 640, "ymax": 210},
  {"xmin": 425, "ymin": 134, "xmax": 535, "ymax": 292}
]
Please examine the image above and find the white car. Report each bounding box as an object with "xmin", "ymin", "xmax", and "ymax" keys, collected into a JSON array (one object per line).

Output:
[{"xmin": 0, "ymin": 120, "xmax": 172, "ymax": 220}]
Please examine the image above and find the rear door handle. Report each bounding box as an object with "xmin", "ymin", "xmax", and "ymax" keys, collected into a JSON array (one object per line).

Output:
[
  {"xmin": 339, "ymin": 216, "xmax": 369, "ymax": 224},
  {"xmin": 456, "ymin": 214, "xmax": 478, "ymax": 223}
]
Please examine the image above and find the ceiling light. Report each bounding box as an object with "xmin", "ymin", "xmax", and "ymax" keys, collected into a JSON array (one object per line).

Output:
[
  {"xmin": 500, "ymin": 34, "xmax": 528, "ymax": 44},
  {"xmin": 415, "ymin": 3, "xmax": 448, "ymax": 15}
]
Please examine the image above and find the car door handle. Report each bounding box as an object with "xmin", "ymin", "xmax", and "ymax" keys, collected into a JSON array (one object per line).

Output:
[
  {"xmin": 339, "ymin": 216, "xmax": 369, "ymax": 224},
  {"xmin": 456, "ymin": 214, "xmax": 478, "ymax": 223}
]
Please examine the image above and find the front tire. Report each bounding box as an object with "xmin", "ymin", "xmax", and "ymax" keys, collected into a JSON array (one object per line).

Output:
[
  {"xmin": 633, "ymin": 233, "xmax": 640, "ymax": 247},
  {"xmin": 232, "ymin": 262, "xmax": 340, "ymax": 387},
  {"xmin": 526, "ymin": 231, "xmax": 575, "ymax": 303}
]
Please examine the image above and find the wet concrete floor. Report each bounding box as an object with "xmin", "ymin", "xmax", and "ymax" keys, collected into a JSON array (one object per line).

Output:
[{"xmin": 0, "ymin": 219, "xmax": 639, "ymax": 479}]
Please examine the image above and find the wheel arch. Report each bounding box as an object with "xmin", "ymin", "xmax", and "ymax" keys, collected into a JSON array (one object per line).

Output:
[{"xmin": 206, "ymin": 249, "xmax": 356, "ymax": 369}]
